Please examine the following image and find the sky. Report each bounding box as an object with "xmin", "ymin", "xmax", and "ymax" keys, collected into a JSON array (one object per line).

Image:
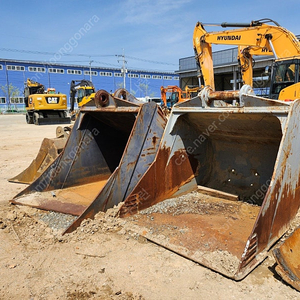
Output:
[{"xmin": 1, "ymin": 0, "xmax": 300, "ymax": 73}]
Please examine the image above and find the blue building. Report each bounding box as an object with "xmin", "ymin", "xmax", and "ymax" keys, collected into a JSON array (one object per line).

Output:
[{"xmin": 0, "ymin": 58, "xmax": 179, "ymax": 111}]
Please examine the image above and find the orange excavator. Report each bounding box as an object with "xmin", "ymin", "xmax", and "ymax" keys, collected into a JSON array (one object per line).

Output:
[{"xmin": 160, "ymin": 85, "xmax": 199, "ymax": 108}]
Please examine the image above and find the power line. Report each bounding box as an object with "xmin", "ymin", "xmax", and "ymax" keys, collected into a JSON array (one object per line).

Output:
[
  {"xmin": 126, "ymin": 55, "xmax": 177, "ymax": 66},
  {"xmin": 0, "ymin": 48, "xmax": 115, "ymax": 58},
  {"xmin": 93, "ymin": 60, "xmax": 120, "ymax": 68},
  {"xmin": 0, "ymin": 48, "xmax": 178, "ymax": 67}
]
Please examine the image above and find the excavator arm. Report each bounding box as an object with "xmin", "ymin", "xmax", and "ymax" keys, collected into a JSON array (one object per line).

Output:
[
  {"xmin": 25, "ymin": 79, "xmax": 45, "ymax": 95},
  {"xmin": 193, "ymin": 20, "xmax": 300, "ymax": 89}
]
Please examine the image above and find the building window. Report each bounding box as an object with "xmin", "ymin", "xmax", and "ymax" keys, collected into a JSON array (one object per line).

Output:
[
  {"xmin": 114, "ymin": 73, "xmax": 123, "ymax": 77},
  {"xmin": 152, "ymin": 75, "xmax": 162, "ymax": 79},
  {"xmin": 128, "ymin": 74, "xmax": 139, "ymax": 78},
  {"xmin": 0, "ymin": 97, "xmax": 6, "ymax": 104},
  {"xmin": 10, "ymin": 97, "xmax": 24, "ymax": 104},
  {"xmin": 28, "ymin": 67, "xmax": 46, "ymax": 73},
  {"xmin": 49, "ymin": 68, "xmax": 64, "ymax": 74},
  {"xmin": 7, "ymin": 65, "xmax": 25, "ymax": 71},
  {"xmin": 173, "ymin": 76, "xmax": 179, "ymax": 80},
  {"xmin": 84, "ymin": 71, "xmax": 97, "ymax": 76},
  {"xmin": 0, "ymin": 65, "xmax": 3, "ymax": 70},
  {"xmin": 100, "ymin": 72, "xmax": 112, "ymax": 77},
  {"xmin": 140, "ymin": 74, "xmax": 151, "ymax": 79},
  {"xmin": 163, "ymin": 76, "xmax": 173, "ymax": 80},
  {"xmin": 67, "ymin": 69, "xmax": 82, "ymax": 75}
]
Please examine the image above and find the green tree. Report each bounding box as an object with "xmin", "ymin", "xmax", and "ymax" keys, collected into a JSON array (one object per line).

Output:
[
  {"xmin": 138, "ymin": 83, "xmax": 155, "ymax": 97},
  {"xmin": 0, "ymin": 83, "xmax": 21, "ymax": 110},
  {"xmin": 116, "ymin": 82, "xmax": 124, "ymax": 89},
  {"xmin": 130, "ymin": 89, "xmax": 136, "ymax": 96},
  {"xmin": 138, "ymin": 83, "xmax": 148, "ymax": 96}
]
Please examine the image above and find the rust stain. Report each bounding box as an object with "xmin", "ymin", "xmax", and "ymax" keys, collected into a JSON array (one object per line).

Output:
[
  {"xmin": 129, "ymin": 198, "xmax": 259, "ymax": 258},
  {"xmin": 119, "ymin": 146, "xmax": 200, "ymax": 217},
  {"xmin": 208, "ymin": 90, "xmax": 240, "ymax": 101},
  {"xmin": 152, "ymin": 136, "xmax": 157, "ymax": 146},
  {"xmin": 273, "ymin": 227, "xmax": 300, "ymax": 291}
]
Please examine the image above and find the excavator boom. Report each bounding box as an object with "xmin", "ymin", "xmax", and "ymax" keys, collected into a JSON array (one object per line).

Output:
[{"xmin": 193, "ymin": 20, "xmax": 300, "ymax": 89}]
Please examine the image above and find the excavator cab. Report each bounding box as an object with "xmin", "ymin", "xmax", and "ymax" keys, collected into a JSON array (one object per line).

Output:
[
  {"xmin": 77, "ymin": 88, "xmax": 86, "ymax": 104},
  {"xmin": 169, "ymin": 91, "xmax": 189, "ymax": 106},
  {"xmin": 85, "ymin": 87, "xmax": 95, "ymax": 96},
  {"xmin": 161, "ymin": 86, "xmax": 190, "ymax": 108},
  {"xmin": 77, "ymin": 86, "xmax": 96, "ymax": 104},
  {"xmin": 169, "ymin": 92, "xmax": 179, "ymax": 106},
  {"xmin": 269, "ymin": 59, "xmax": 300, "ymax": 100}
]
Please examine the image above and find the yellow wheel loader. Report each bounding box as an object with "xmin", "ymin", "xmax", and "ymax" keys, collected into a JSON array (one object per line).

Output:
[
  {"xmin": 10, "ymin": 19, "xmax": 300, "ymax": 286},
  {"xmin": 69, "ymin": 79, "xmax": 95, "ymax": 120},
  {"xmin": 25, "ymin": 79, "xmax": 70, "ymax": 125}
]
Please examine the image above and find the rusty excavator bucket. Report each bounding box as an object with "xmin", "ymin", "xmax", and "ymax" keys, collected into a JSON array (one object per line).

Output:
[
  {"xmin": 9, "ymin": 126, "xmax": 72, "ymax": 184},
  {"xmin": 115, "ymin": 85, "xmax": 300, "ymax": 280},
  {"xmin": 11, "ymin": 89, "xmax": 167, "ymax": 217},
  {"xmin": 273, "ymin": 227, "xmax": 300, "ymax": 291},
  {"xmin": 10, "ymin": 84, "xmax": 300, "ymax": 281}
]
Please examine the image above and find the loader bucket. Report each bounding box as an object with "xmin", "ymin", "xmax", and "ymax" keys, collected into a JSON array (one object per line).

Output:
[
  {"xmin": 118, "ymin": 85, "xmax": 300, "ymax": 280},
  {"xmin": 9, "ymin": 126, "xmax": 71, "ymax": 184},
  {"xmin": 273, "ymin": 227, "xmax": 300, "ymax": 291},
  {"xmin": 11, "ymin": 89, "xmax": 167, "ymax": 219}
]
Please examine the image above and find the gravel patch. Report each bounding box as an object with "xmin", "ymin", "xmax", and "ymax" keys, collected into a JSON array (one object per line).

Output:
[{"xmin": 35, "ymin": 211, "xmax": 77, "ymax": 230}]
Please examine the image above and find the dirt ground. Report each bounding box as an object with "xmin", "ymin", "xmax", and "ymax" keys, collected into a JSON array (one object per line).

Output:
[{"xmin": 0, "ymin": 114, "xmax": 299, "ymax": 300}]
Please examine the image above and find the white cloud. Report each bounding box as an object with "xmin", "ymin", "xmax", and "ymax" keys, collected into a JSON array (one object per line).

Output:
[{"xmin": 121, "ymin": 0, "xmax": 192, "ymax": 25}]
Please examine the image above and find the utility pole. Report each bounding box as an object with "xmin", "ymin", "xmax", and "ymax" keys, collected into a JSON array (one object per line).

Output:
[
  {"xmin": 4, "ymin": 62, "xmax": 11, "ymax": 111},
  {"xmin": 117, "ymin": 50, "xmax": 127, "ymax": 89},
  {"xmin": 89, "ymin": 59, "xmax": 93, "ymax": 82}
]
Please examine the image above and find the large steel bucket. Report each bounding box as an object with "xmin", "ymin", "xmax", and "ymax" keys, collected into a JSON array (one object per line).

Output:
[
  {"xmin": 11, "ymin": 89, "xmax": 167, "ymax": 220},
  {"xmin": 118, "ymin": 86, "xmax": 300, "ymax": 279},
  {"xmin": 273, "ymin": 227, "xmax": 300, "ymax": 291},
  {"xmin": 9, "ymin": 126, "xmax": 71, "ymax": 184}
]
